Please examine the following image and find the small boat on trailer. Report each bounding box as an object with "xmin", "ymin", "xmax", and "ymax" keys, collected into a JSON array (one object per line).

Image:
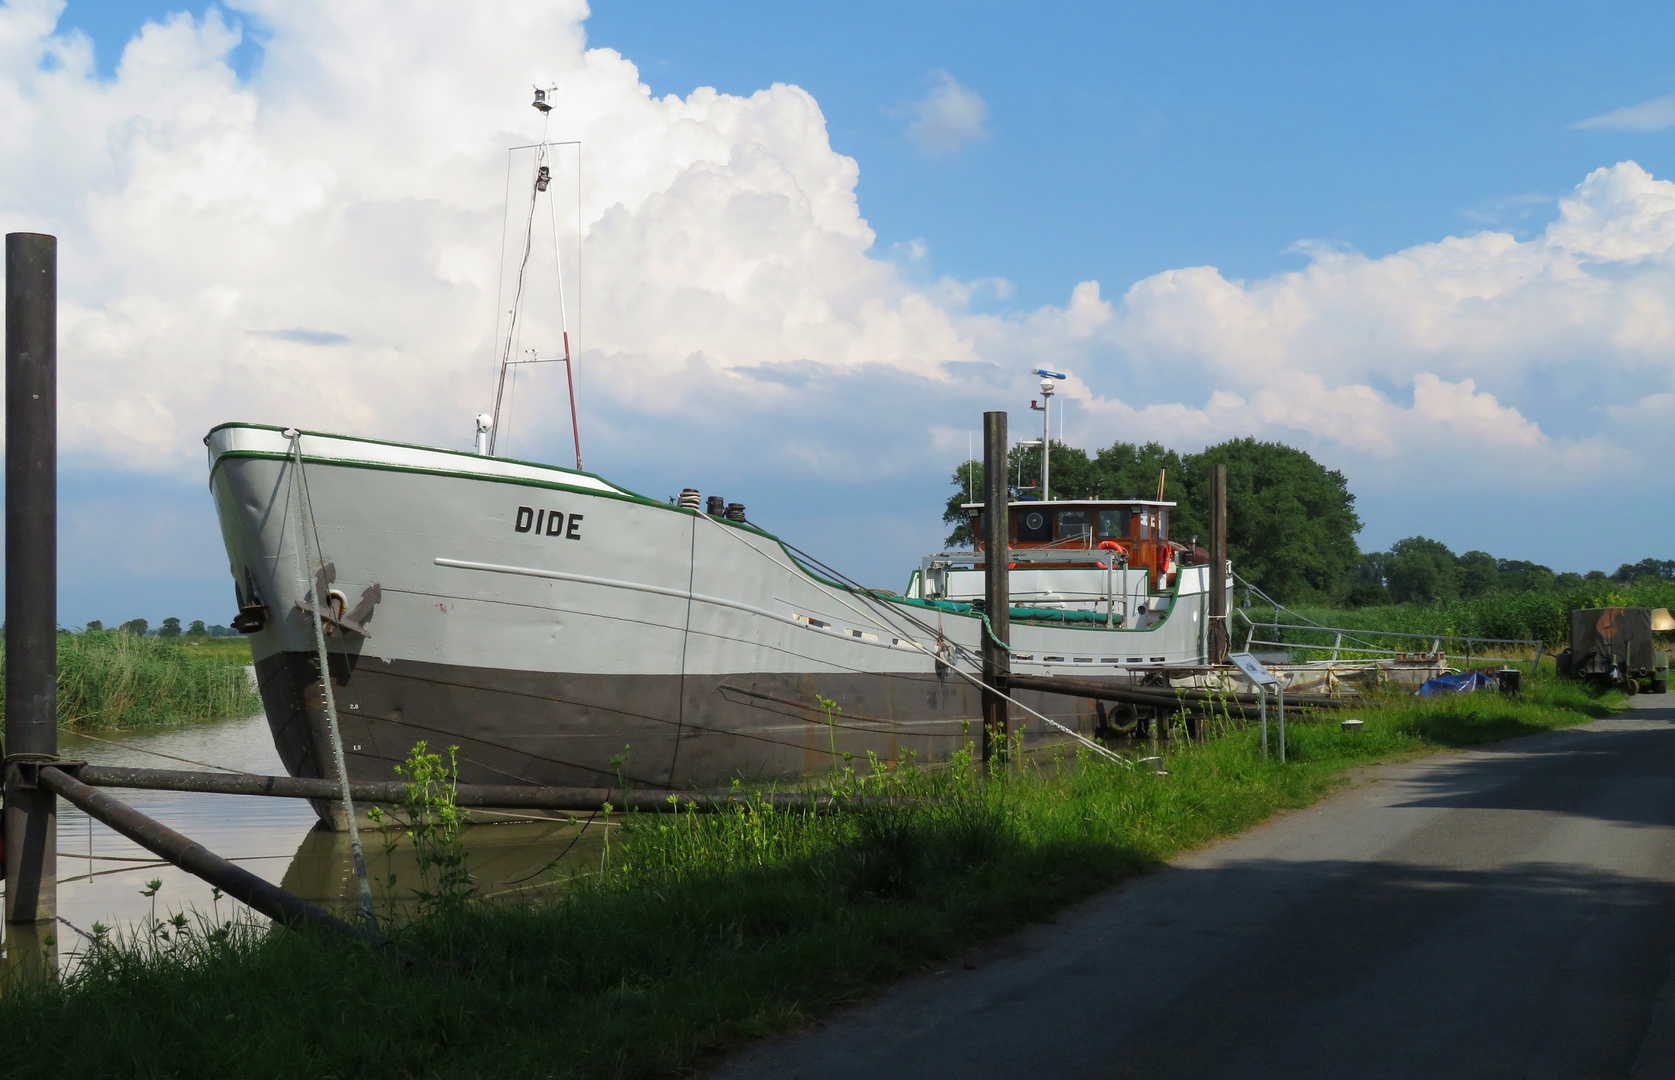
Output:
[{"xmin": 206, "ymin": 426, "xmax": 1224, "ymax": 817}]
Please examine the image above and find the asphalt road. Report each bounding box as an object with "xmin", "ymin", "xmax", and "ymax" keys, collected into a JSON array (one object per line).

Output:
[{"xmin": 714, "ymin": 696, "xmax": 1675, "ymax": 1080}]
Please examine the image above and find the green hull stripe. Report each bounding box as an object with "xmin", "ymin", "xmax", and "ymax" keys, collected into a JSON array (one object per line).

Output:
[{"xmin": 208, "ymin": 427, "xmax": 1182, "ymax": 638}]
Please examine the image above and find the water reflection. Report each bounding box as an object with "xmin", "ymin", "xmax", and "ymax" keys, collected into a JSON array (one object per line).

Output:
[
  {"xmin": 4, "ymin": 711, "xmax": 607, "ymax": 967},
  {"xmin": 283, "ymin": 818, "xmax": 604, "ymax": 913},
  {"xmin": 50, "ymin": 712, "xmax": 316, "ymax": 947}
]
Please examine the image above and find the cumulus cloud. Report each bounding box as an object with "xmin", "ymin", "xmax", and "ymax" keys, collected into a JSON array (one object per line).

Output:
[
  {"xmin": 1574, "ymin": 95, "xmax": 1675, "ymax": 131},
  {"xmin": 902, "ymin": 70, "xmax": 988, "ymax": 154},
  {"xmin": 3, "ymin": 0, "xmax": 1675, "ymax": 589}
]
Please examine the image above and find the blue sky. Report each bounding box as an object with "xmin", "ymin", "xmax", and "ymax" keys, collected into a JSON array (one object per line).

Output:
[
  {"xmin": 585, "ymin": 2, "xmax": 1675, "ymax": 297},
  {"xmin": 10, "ymin": 0, "xmax": 1675, "ymax": 625}
]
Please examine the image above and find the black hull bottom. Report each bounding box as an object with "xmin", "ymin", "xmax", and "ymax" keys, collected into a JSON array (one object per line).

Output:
[{"xmin": 254, "ymin": 651, "xmax": 1126, "ymax": 825}]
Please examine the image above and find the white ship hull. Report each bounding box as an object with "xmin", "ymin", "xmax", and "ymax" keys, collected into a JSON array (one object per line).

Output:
[{"xmin": 206, "ymin": 424, "xmax": 1213, "ymax": 803}]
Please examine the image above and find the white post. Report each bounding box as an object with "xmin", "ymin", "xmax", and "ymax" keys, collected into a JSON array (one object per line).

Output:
[
  {"xmin": 1259, "ymin": 685, "xmax": 1268, "ymax": 757},
  {"xmin": 1028, "ymin": 369, "xmax": 1065, "ymax": 501},
  {"xmin": 1041, "ymin": 383, "xmax": 1051, "ymax": 501}
]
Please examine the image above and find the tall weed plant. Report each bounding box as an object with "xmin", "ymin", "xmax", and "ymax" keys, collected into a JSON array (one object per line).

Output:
[{"xmin": 0, "ymin": 629, "xmax": 260, "ymax": 730}]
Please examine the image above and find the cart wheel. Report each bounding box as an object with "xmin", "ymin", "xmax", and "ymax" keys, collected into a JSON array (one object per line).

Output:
[{"xmin": 1624, "ymin": 678, "xmax": 1641, "ymax": 696}]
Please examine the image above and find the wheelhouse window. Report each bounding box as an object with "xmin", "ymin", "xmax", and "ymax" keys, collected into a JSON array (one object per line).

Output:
[
  {"xmin": 1015, "ymin": 507, "xmax": 1052, "ymax": 543},
  {"xmin": 1058, "ymin": 510, "xmax": 1091, "ymax": 543},
  {"xmin": 1098, "ymin": 509, "xmax": 1130, "ymax": 541},
  {"xmin": 1127, "ymin": 508, "xmax": 1167, "ymax": 539}
]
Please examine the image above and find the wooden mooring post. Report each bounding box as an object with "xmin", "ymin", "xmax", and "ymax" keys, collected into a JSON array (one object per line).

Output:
[
  {"xmin": 980, "ymin": 410, "xmax": 1009, "ymax": 767},
  {"xmin": 3, "ymin": 233, "xmax": 59, "ymax": 974},
  {"xmin": 1208, "ymin": 462, "xmax": 1229, "ymax": 666}
]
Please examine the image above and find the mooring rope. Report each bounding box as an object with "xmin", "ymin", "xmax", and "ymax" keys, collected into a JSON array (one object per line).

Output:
[
  {"xmin": 757, "ymin": 522, "xmax": 1127, "ymax": 762},
  {"xmin": 69, "ymin": 731, "xmax": 256, "ymax": 775},
  {"xmin": 699, "ymin": 514, "xmax": 1131, "ymax": 766},
  {"xmin": 288, "ymin": 430, "xmax": 381, "ymax": 935}
]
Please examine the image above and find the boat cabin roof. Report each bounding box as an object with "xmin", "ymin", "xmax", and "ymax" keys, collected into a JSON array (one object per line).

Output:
[{"xmin": 958, "ymin": 499, "xmax": 1177, "ymax": 511}]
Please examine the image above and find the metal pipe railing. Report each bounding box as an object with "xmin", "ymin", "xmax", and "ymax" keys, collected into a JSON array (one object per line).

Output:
[
  {"xmin": 1239, "ymin": 614, "xmax": 1542, "ymax": 647},
  {"xmin": 36, "ymin": 766, "xmax": 384, "ymax": 947},
  {"xmin": 1005, "ymin": 673, "xmax": 1352, "ymax": 717},
  {"xmin": 1237, "ymin": 612, "xmax": 1545, "ymax": 670},
  {"xmin": 72, "ymin": 765, "xmax": 890, "ymax": 813}
]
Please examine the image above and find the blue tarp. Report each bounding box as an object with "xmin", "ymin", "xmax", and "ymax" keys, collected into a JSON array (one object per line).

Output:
[{"xmin": 1415, "ymin": 671, "xmax": 1500, "ymax": 697}]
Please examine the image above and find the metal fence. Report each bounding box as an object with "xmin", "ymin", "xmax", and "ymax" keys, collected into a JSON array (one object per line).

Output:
[{"xmin": 1237, "ymin": 611, "xmax": 1545, "ymax": 671}]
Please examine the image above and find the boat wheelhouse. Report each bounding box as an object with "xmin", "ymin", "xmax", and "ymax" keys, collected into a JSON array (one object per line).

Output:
[{"xmin": 907, "ymin": 499, "xmax": 1205, "ymax": 632}]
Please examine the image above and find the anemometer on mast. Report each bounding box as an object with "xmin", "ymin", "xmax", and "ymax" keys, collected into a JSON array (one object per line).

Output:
[
  {"xmin": 1025, "ymin": 368, "xmax": 1066, "ymax": 500},
  {"xmin": 484, "ymin": 86, "xmax": 583, "ymax": 468}
]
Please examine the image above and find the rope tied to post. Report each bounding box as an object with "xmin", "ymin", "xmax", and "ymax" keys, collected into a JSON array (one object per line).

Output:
[{"xmin": 287, "ymin": 429, "xmax": 382, "ymax": 936}]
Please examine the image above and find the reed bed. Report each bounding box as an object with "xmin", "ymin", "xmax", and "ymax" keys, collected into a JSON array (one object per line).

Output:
[
  {"xmin": 0, "ymin": 673, "xmax": 1621, "ymax": 1080},
  {"xmin": 0, "ymin": 630, "xmax": 260, "ymax": 731}
]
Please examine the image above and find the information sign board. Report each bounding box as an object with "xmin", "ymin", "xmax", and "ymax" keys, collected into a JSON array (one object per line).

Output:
[{"xmin": 1229, "ymin": 651, "xmax": 1281, "ymax": 688}]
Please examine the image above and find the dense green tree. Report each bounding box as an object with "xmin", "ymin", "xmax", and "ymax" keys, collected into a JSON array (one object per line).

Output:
[
  {"xmin": 1352, "ymin": 551, "xmax": 1387, "ymax": 585},
  {"xmin": 942, "ymin": 460, "xmax": 984, "ymax": 547},
  {"xmin": 1613, "ymin": 558, "xmax": 1675, "ymax": 582},
  {"xmin": 1456, "ymin": 550, "xmax": 1498, "ymax": 599},
  {"xmin": 1345, "ymin": 581, "xmax": 1391, "ymax": 607},
  {"xmin": 118, "ymin": 618, "xmax": 148, "ymax": 636},
  {"xmin": 1496, "ymin": 559, "xmax": 1556, "ymax": 592},
  {"xmin": 1386, "ymin": 537, "xmax": 1458, "ymax": 604},
  {"xmin": 1345, "ymin": 551, "xmax": 1390, "ymax": 607},
  {"xmin": 1179, "ymin": 438, "xmax": 1361, "ymax": 604},
  {"xmin": 188, "ymin": 619, "xmax": 207, "ymax": 635},
  {"xmin": 159, "ymin": 617, "xmax": 182, "ymax": 639},
  {"xmin": 85, "ymin": 619, "xmax": 103, "ymax": 632},
  {"xmin": 1089, "ymin": 441, "xmax": 1190, "ymax": 505},
  {"xmin": 1010, "ymin": 441, "xmax": 1092, "ymax": 503}
]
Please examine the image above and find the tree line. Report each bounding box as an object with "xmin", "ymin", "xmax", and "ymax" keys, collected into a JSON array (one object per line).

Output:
[
  {"xmin": 942, "ymin": 437, "xmax": 1669, "ymax": 607},
  {"xmin": 83, "ymin": 618, "xmax": 238, "ymax": 638},
  {"xmin": 1348, "ymin": 543, "xmax": 1675, "ymax": 607}
]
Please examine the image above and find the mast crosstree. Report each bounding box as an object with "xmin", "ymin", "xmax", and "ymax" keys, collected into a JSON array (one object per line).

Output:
[{"xmin": 487, "ymin": 87, "xmax": 582, "ymax": 469}]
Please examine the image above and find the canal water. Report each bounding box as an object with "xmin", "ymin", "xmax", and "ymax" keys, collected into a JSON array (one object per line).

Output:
[{"xmin": 6, "ymin": 710, "xmax": 606, "ymax": 965}]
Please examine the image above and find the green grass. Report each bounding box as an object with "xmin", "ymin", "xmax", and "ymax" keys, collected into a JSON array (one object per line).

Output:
[
  {"xmin": 0, "ymin": 630, "xmax": 261, "ymax": 731},
  {"xmin": 178, "ymin": 635, "xmax": 255, "ymax": 664},
  {"xmin": 1242, "ymin": 579, "xmax": 1675, "ymax": 657},
  {"xmin": 0, "ymin": 675, "xmax": 1623, "ymax": 1079}
]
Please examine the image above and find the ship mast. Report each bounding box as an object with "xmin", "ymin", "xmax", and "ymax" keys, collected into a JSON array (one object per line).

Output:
[
  {"xmin": 1029, "ymin": 368, "xmax": 1065, "ymax": 500},
  {"xmin": 486, "ymin": 87, "xmax": 583, "ymax": 469}
]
